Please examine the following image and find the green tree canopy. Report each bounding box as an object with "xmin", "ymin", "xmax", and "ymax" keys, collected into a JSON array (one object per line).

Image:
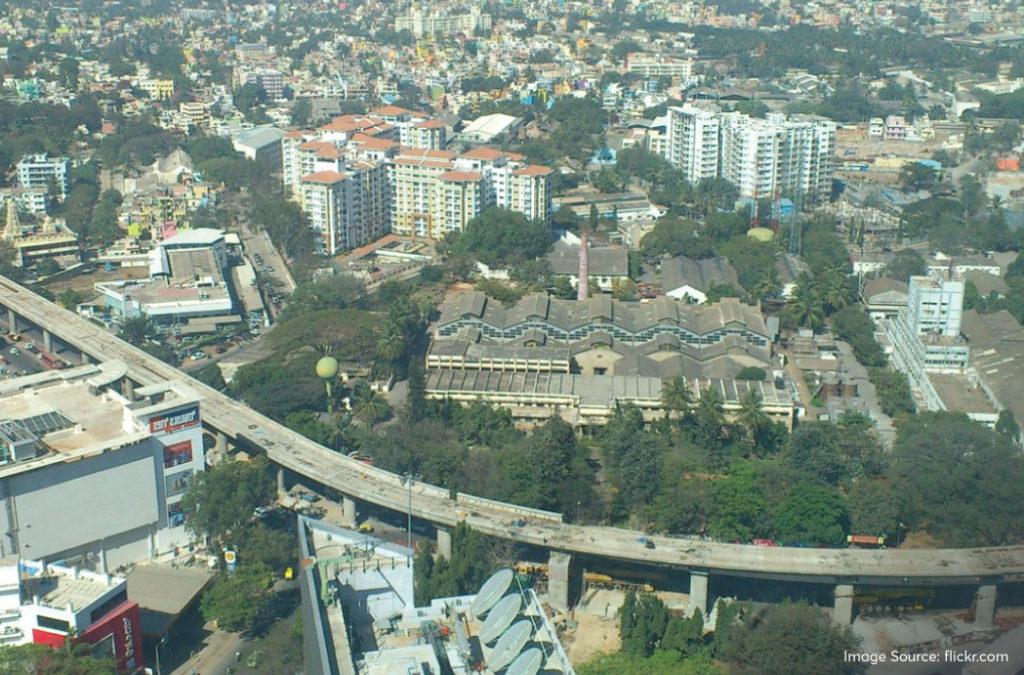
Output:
[{"xmin": 180, "ymin": 457, "xmax": 276, "ymax": 543}]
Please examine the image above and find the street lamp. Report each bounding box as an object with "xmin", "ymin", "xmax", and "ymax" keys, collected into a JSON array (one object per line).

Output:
[
  {"xmin": 154, "ymin": 635, "xmax": 167, "ymax": 675},
  {"xmin": 400, "ymin": 472, "xmax": 421, "ymax": 559}
]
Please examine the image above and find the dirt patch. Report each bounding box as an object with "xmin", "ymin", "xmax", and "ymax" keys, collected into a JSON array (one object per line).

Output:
[
  {"xmin": 43, "ymin": 266, "xmax": 148, "ymax": 296},
  {"xmin": 561, "ymin": 610, "xmax": 621, "ymax": 665}
]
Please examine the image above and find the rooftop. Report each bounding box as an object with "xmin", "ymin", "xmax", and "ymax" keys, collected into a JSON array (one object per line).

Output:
[{"xmin": 0, "ymin": 362, "xmax": 198, "ymax": 475}]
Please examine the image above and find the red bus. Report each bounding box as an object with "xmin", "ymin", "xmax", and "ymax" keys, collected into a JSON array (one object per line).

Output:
[{"xmin": 40, "ymin": 352, "xmax": 66, "ymax": 370}]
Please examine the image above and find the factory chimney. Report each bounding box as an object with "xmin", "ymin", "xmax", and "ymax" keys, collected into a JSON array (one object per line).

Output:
[{"xmin": 577, "ymin": 232, "xmax": 589, "ymax": 301}]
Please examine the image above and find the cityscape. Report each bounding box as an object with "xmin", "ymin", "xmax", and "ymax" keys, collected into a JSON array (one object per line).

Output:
[{"xmin": 1, "ymin": 0, "xmax": 1024, "ymax": 674}]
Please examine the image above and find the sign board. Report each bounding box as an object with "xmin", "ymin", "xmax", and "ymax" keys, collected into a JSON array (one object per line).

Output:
[{"xmin": 149, "ymin": 405, "xmax": 200, "ymax": 435}]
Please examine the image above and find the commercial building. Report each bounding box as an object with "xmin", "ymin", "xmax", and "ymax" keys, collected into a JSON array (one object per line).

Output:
[
  {"xmin": 0, "ymin": 558, "xmax": 144, "ymax": 673},
  {"xmin": 0, "ymin": 362, "xmax": 205, "ymax": 570},
  {"xmin": 231, "ymin": 126, "xmax": 284, "ymax": 167},
  {"xmin": 15, "ymin": 154, "xmax": 70, "ymax": 201},
  {"xmin": 885, "ymin": 276, "xmax": 974, "ymax": 416},
  {"xmin": 95, "ymin": 228, "xmax": 234, "ymax": 323},
  {"xmin": 297, "ymin": 517, "xmax": 574, "ymax": 675},
  {"xmin": 426, "ymin": 292, "xmax": 790, "ymax": 428},
  {"xmin": 960, "ymin": 309, "xmax": 1024, "ymax": 444}
]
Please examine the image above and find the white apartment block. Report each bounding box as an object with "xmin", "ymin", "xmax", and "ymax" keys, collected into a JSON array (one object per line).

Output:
[
  {"xmin": 394, "ymin": 8, "xmax": 492, "ymax": 37},
  {"xmin": 666, "ymin": 105, "xmax": 720, "ymax": 184},
  {"xmin": 720, "ymin": 112, "xmax": 835, "ymax": 203},
  {"xmin": 16, "ymin": 154, "xmax": 70, "ymax": 200},
  {"xmin": 626, "ymin": 53, "xmax": 694, "ymax": 79},
  {"xmin": 664, "ymin": 108, "xmax": 835, "ymax": 204}
]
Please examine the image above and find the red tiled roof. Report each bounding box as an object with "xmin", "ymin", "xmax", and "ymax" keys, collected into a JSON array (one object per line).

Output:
[
  {"xmin": 440, "ymin": 171, "xmax": 483, "ymax": 182},
  {"xmin": 301, "ymin": 171, "xmax": 347, "ymax": 184},
  {"xmin": 512, "ymin": 165, "xmax": 553, "ymax": 176}
]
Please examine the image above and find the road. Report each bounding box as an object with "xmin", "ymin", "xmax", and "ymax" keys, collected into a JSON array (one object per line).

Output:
[{"xmin": 2, "ymin": 276, "xmax": 1024, "ymax": 586}]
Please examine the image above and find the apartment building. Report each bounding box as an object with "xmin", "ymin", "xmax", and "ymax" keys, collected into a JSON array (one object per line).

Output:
[
  {"xmin": 664, "ymin": 108, "xmax": 835, "ymax": 204},
  {"xmin": 666, "ymin": 105, "xmax": 721, "ymax": 184},
  {"xmin": 371, "ymin": 106, "xmax": 447, "ymax": 149},
  {"xmin": 16, "ymin": 154, "xmax": 70, "ymax": 200},
  {"xmin": 394, "ymin": 8, "xmax": 492, "ymax": 37},
  {"xmin": 626, "ymin": 53, "xmax": 694, "ymax": 79},
  {"xmin": 434, "ymin": 171, "xmax": 485, "ymax": 238},
  {"xmin": 720, "ymin": 112, "xmax": 835, "ymax": 203},
  {"xmin": 391, "ymin": 148, "xmax": 458, "ymax": 238}
]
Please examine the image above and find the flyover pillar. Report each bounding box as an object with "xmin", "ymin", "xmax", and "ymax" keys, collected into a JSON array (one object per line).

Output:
[
  {"xmin": 277, "ymin": 467, "xmax": 286, "ymax": 493},
  {"xmin": 974, "ymin": 584, "xmax": 998, "ymax": 628},
  {"xmin": 341, "ymin": 496, "xmax": 357, "ymax": 529},
  {"xmin": 548, "ymin": 551, "xmax": 572, "ymax": 613},
  {"xmin": 834, "ymin": 584, "xmax": 855, "ymax": 624},
  {"xmin": 81, "ymin": 351, "xmax": 90, "ymax": 365},
  {"xmin": 7, "ymin": 308, "xmax": 16, "ymax": 333},
  {"xmin": 436, "ymin": 526, "xmax": 452, "ymax": 559},
  {"xmin": 688, "ymin": 570, "xmax": 709, "ymax": 616},
  {"xmin": 41, "ymin": 329, "xmax": 51, "ymax": 353},
  {"xmin": 122, "ymin": 377, "xmax": 134, "ymax": 400}
]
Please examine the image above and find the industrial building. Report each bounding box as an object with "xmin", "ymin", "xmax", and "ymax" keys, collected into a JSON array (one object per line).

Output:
[
  {"xmin": 426, "ymin": 292, "xmax": 792, "ymax": 428},
  {"xmin": 0, "ymin": 361, "xmax": 205, "ymax": 570},
  {"xmin": 0, "ymin": 558, "xmax": 144, "ymax": 672},
  {"xmin": 297, "ymin": 517, "xmax": 574, "ymax": 675}
]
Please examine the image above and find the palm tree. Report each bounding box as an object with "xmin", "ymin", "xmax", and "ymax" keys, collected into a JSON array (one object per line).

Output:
[
  {"xmin": 696, "ymin": 385, "xmax": 729, "ymax": 448},
  {"xmin": 661, "ymin": 374, "xmax": 693, "ymax": 426},
  {"xmin": 820, "ymin": 268, "xmax": 851, "ymax": 312},
  {"xmin": 351, "ymin": 383, "xmax": 392, "ymax": 425},
  {"xmin": 788, "ymin": 282, "xmax": 825, "ymax": 331},
  {"xmin": 736, "ymin": 388, "xmax": 770, "ymax": 447},
  {"xmin": 376, "ymin": 332, "xmax": 406, "ymax": 362}
]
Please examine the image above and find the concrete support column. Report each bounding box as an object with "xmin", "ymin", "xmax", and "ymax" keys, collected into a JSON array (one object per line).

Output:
[
  {"xmin": 436, "ymin": 526, "xmax": 452, "ymax": 559},
  {"xmin": 688, "ymin": 570, "xmax": 709, "ymax": 617},
  {"xmin": 341, "ymin": 496, "xmax": 357, "ymax": 529},
  {"xmin": 41, "ymin": 330, "xmax": 51, "ymax": 353},
  {"xmin": 81, "ymin": 351, "xmax": 90, "ymax": 365},
  {"xmin": 834, "ymin": 584, "xmax": 855, "ymax": 625},
  {"xmin": 548, "ymin": 551, "xmax": 572, "ymax": 613},
  {"xmin": 122, "ymin": 378, "xmax": 134, "ymax": 400},
  {"xmin": 974, "ymin": 584, "xmax": 998, "ymax": 628},
  {"xmin": 215, "ymin": 430, "xmax": 227, "ymax": 454},
  {"xmin": 7, "ymin": 308, "xmax": 15, "ymax": 333},
  {"xmin": 277, "ymin": 467, "xmax": 286, "ymax": 492}
]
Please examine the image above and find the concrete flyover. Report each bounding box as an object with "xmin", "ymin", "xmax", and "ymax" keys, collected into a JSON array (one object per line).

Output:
[{"xmin": 1, "ymin": 276, "xmax": 1022, "ymax": 623}]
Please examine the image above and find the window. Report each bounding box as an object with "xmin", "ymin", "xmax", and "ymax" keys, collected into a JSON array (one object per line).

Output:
[
  {"xmin": 89, "ymin": 589, "xmax": 128, "ymax": 624},
  {"xmin": 37, "ymin": 615, "xmax": 71, "ymax": 633}
]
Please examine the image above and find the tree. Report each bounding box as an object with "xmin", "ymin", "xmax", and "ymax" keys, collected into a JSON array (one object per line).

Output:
[
  {"xmin": 0, "ymin": 640, "xmax": 116, "ymax": 674},
  {"xmin": 180, "ymin": 457, "xmax": 276, "ymax": 544},
  {"xmin": 891, "ymin": 412, "xmax": 1024, "ymax": 546},
  {"xmin": 350, "ymin": 382, "xmax": 392, "ymax": 425},
  {"xmin": 693, "ymin": 386, "xmax": 727, "ymax": 452},
  {"xmin": 620, "ymin": 590, "xmax": 670, "ymax": 656},
  {"xmin": 735, "ymin": 367, "xmax": 766, "ymax": 381},
  {"xmin": 200, "ymin": 563, "xmax": 274, "ymax": 633},
  {"xmin": 787, "ymin": 281, "xmax": 825, "ymax": 331},
  {"xmin": 233, "ymin": 82, "xmax": 267, "ymax": 114},
  {"xmin": 233, "ymin": 524, "xmax": 297, "ymax": 573},
  {"xmin": 773, "ymin": 483, "xmax": 849, "ymax": 546},
  {"xmin": 884, "ymin": 248, "xmax": 926, "ymax": 281},
  {"xmin": 898, "ymin": 162, "xmax": 939, "ymax": 192},
  {"xmin": 56, "ymin": 289, "xmax": 84, "ymax": 309},
  {"xmin": 868, "ymin": 368, "xmax": 915, "ymax": 417},
  {"xmin": 662, "ymin": 375, "xmax": 693, "ymax": 425},
  {"xmin": 661, "ymin": 610, "xmax": 705, "ymax": 658},
  {"xmin": 118, "ymin": 316, "xmax": 151, "ymax": 345},
  {"xmin": 195, "ymin": 362, "xmax": 226, "ymax": 390},
  {"xmin": 735, "ymin": 389, "xmax": 770, "ymax": 448},
  {"xmin": 996, "ymin": 409, "xmax": 1021, "ymax": 444},
  {"xmin": 290, "ymin": 98, "xmax": 312, "ymax": 127},
  {"xmin": 716, "ymin": 602, "xmax": 866, "ymax": 675},
  {"xmin": 452, "ymin": 207, "xmax": 552, "ymax": 267},
  {"xmin": 847, "ymin": 479, "xmax": 901, "ymax": 542}
]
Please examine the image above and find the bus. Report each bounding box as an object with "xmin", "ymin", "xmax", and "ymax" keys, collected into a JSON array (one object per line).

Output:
[{"xmin": 40, "ymin": 352, "xmax": 66, "ymax": 370}]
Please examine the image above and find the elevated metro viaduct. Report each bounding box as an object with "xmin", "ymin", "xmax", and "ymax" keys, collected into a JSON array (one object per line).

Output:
[{"xmin": 1, "ymin": 276, "xmax": 1022, "ymax": 626}]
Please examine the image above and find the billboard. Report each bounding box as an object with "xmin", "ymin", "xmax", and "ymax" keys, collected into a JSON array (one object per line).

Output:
[
  {"xmin": 165, "ymin": 470, "xmax": 193, "ymax": 498},
  {"xmin": 162, "ymin": 440, "xmax": 193, "ymax": 468},
  {"xmin": 80, "ymin": 601, "xmax": 144, "ymax": 673},
  {"xmin": 149, "ymin": 405, "xmax": 199, "ymax": 435}
]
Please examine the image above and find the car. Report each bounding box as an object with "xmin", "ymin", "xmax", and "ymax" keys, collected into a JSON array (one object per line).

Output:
[
  {"xmin": 191, "ymin": 351, "xmax": 207, "ymax": 360},
  {"xmin": 299, "ymin": 493, "xmax": 320, "ymax": 503},
  {"xmin": 511, "ymin": 519, "xmax": 526, "ymax": 528},
  {"xmin": 637, "ymin": 536, "xmax": 655, "ymax": 549},
  {"xmin": 357, "ymin": 523, "xmax": 375, "ymax": 534},
  {"xmin": 753, "ymin": 538, "xmax": 777, "ymax": 547},
  {"xmin": 24, "ymin": 342, "xmax": 37, "ymax": 352},
  {"xmin": 8, "ymin": 347, "xmax": 20, "ymax": 356}
]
